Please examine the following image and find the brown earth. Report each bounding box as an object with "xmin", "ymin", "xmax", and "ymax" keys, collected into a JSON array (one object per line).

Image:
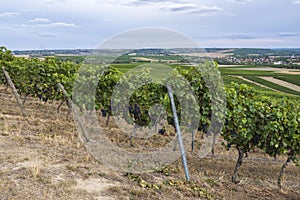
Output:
[
  {"xmin": 0, "ymin": 85, "xmax": 299, "ymax": 200},
  {"xmin": 230, "ymin": 75, "xmax": 281, "ymax": 92},
  {"xmin": 258, "ymin": 76, "xmax": 300, "ymax": 92},
  {"xmin": 275, "ymin": 70, "xmax": 300, "ymax": 75}
]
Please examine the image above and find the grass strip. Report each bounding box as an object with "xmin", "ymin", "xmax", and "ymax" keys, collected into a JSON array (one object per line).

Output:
[{"xmin": 243, "ymin": 76, "xmax": 300, "ymax": 96}]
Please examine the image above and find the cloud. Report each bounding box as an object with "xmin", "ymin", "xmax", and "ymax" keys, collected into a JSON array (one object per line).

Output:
[
  {"xmin": 29, "ymin": 18, "xmax": 50, "ymax": 23},
  {"xmin": 14, "ymin": 22, "xmax": 79, "ymax": 29},
  {"xmin": 26, "ymin": 17, "xmax": 77, "ymax": 28},
  {"xmin": 222, "ymin": 33, "xmax": 257, "ymax": 40},
  {"xmin": 186, "ymin": 6, "xmax": 223, "ymax": 15},
  {"xmin": 200, "ymin": 37, "xmax": 284, "ymax": 48},
  {"xmin": 227, "ymin": 0, "xmax": 252, "ymax": 2},
  {"xmin": 279, "ymin": 32, "xmax": 300, "ymax": 37},
  {"xmin": 160, "ymin": 3, "xmax": 197, "ymax": 12},
  {"xmin": 292, "ymin": 0, "xmax": 300, "ymax": 4},
  {"xmin": 103, "ymin": 0, "xmax": 223, "ymax": 15},
  {"xmin": 122, "ymin": 0, "xmax": 185, "ymax": 6},
  {"xmin": 39, "ymin": 34, "xmax": 57, "ymax": 38},
  {"xmin": 130, "ymin": 0, "xmax": 165, "ymax": 4},
  {"xmin": 137, "ymin": 0, "xmax": 174, "ymax": 2},
  {"xmin": 160, "ymin": 3, "xmax": 222, "ymax": 15},
  {"xmin": 19, "ymin": 8, "xmax": 39, "ymax": 12},
  {"xmin": 0, "ymin": 12, "xmax": 19, "ymax": 18},
  {"xmin": 128, "ymin": 0, "xmax": 184, "ymax": 6},
  {"xmin": 103, "ymin": 18, "xmax": 113, "ymax": 22},
  {"xmin": 47, "ymin": 0, "xmax": 66, "ymax": 4},
  {"xmin": 39, "ymin": 22, "xmax": 78, "ymax": 28}
]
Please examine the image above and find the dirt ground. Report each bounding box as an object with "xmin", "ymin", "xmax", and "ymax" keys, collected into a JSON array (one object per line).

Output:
[
  {"xmin": 258, "ymin": 76, "xmax": 300, "ymax": 92},
  {"xmin": 0, "ymin": 85, "xmax": 300, "ymax": 200},
  {"xmin": 230, "ymin": 75, "xmax": 281, "ymax": 92}
]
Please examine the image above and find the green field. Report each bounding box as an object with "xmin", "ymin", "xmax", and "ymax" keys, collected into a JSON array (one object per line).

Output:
[
  {"xmin": 274, "ymin": 74, "xmax": 300, "ymax": 86},
  {"xmin": 221, "ymin": 76, "xmax": 297, "ymax": 98},
  {"xmin": 219, "ymin": 67, "xmax": 276, "ymax": 76},
  {"xmin": 108, "ymin": 63, "xmax": 300, "ymax": 98},
  {"xmin": 218, "ymin": 66, "xmax": 300, "ymax": 97},
  {"xmin": 242, "ymin": 76, "xmax": 300, "ymax": 96},
  {"xmin": 54, "ymin": 57, "xmax": 300, "ymax": 99},
  {"xmin": 111, "ymin": 63, "xmax": 191, "ymax": 73}
]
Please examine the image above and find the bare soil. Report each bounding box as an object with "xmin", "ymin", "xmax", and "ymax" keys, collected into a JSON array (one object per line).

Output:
[
  {"xmin": 230, "ymin": 75, "xmax": 281, "ymax": 92},
  {"xmin": 258, "ymin": 76, "xmax": 300, "ymax": 92},
  {"xmin": 274, "ymin": 70, "xmax": 300, "ymax": 75},
  {"xmin": 1, "ymin": 85, "xmax": 299, "ymax": 200}
]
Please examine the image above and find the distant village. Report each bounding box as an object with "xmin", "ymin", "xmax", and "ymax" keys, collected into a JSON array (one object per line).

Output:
[{"xmin": 215, "ymin": 55, "xmax": 300, "ymax": 66}]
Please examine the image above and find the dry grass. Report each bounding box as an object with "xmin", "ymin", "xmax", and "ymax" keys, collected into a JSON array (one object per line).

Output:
[
  {"xmin": 28, "ymin": 156, "xmax": 42, "ymax": 180},
  {"xmin": 0, "ymin": 85, "xmax": 300, "ymax": 200}
]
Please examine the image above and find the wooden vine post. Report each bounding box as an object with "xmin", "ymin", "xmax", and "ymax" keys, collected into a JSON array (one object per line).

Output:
[
  {"xmin": 2, "ymin": 67, "xmax": 27, "ymax": 116},
  {"xmin": 57, "ymin": 83, "xmax": 73, "ymax": 114},
  {"xmin": 57, "ymin": 83, "xmax": 90, "ymax": 143}
]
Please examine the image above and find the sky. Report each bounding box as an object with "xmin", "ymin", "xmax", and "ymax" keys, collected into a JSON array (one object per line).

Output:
[{"xmin": 0, "ymin": 0, "xmax": 300, "ymax": 50}]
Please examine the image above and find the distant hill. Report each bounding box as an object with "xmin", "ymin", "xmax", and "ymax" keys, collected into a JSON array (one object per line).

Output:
[{"xmin": 13, "ymin": 48, "xmax": 300, "ymax": 58}]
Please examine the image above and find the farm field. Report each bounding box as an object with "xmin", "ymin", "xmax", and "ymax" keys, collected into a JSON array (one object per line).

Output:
[
  {"xmin": 38, "ymin": 51, "xmax": 300, "ymax": 98},
  {"xmin": 219, "ymin": 66, "xmax": 300, "ymax": 97},
  {"xmin": 111, "ymin": 63, "xmax": 300, "ymax": 98},
  {"xmin": 1, "ymin": 85, "xmax": 300, "ymax": 200}
]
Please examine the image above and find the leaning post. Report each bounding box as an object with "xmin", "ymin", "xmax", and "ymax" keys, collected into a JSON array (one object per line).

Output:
[
  {"xmin": 2, "ymin": 67, "xmax": 27, "ymax": 116},
  {"xmin": 167, "ymin": 84, "xmax": 190, "ymax": 181}
]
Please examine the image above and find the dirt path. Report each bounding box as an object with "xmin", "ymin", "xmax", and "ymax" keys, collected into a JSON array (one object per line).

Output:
[
  {"xmin": 230, "ymin": 75, "xmax": 282, "ymax": 92},
  {"xmin": 258, "ymin": 76, "xmax": 300, "ymax": 92}
]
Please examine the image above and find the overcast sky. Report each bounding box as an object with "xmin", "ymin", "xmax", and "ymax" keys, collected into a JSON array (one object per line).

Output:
[{"xmin": 1, "ymin": 0, "xmax": 300, "ymax": 50}]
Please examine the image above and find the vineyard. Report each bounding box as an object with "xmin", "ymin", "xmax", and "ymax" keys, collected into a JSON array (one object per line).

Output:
[{"xmin": 0, "ymin": 46, "xmax": 300, "ymax": 199}]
